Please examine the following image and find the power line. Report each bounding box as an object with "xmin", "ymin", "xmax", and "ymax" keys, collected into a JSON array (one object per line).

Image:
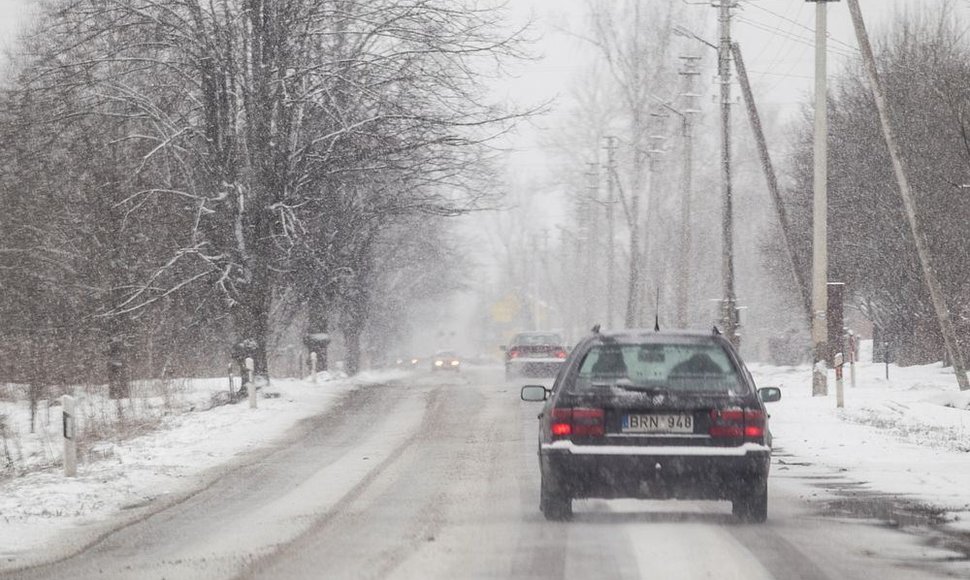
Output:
[
  {"xmin": 747, "ymin": 69, "xmax": 814, "ymax": 80},
  {"xmin": 736, "ymin": 16, "xmax": 856, "ymax": 59},
  {"xmin": 745, "ymin": 0, "xmax": 800, "ymax": 65},
  {"xmin": 755, "ymin": 0, "xmax": 808, "ymax": 80},
  {"xmin": 740, "ymin": 0, "xmax": 859, "ymax": 54}
]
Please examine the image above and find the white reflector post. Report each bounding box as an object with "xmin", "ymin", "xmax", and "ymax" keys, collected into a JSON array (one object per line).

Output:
[{"xmin": 62, "ymin": 395, "xmax": 77, "ymax": 477}]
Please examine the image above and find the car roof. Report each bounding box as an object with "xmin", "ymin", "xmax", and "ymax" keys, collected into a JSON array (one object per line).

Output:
[
  {"xmin": 584, "ymin": 329, "xmax": 736, "ymax": 350},
  {"xmin": 593, "ymin": 328, "xmax": 718, "ymax": 341}
]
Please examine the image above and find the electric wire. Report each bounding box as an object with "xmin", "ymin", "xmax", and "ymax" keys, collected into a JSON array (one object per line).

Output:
[
  {"xmin": 751, "ymin": 1, "xmax": 809, "ymax": 85},
  {"xmin": 736, "ymin": 16, "xmax": 856, "ymax": 59},
  {"xmin": 730, "ymin": 0, "xmax": 859, "ymax": 93},
  {"xmin": 739, "ymin": 0, "xmax": 860, "ymax": 54},
  {"xmin": 745, "ymin": 0, "xmax": 801, "ymax": 65}
]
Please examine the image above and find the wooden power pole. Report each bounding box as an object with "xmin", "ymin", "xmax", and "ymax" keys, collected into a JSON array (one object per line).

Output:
[
  {"xmin": 846, "ymin": 0, "xmax": 970, "ymax": 391},
  {"xmin": 732, "ymin": 43, "xmax": 812, "ymax": 329}
]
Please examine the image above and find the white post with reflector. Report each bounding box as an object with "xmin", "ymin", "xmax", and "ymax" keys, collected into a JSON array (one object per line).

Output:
[
  {"xmin": 61, "ymin": 395, "xmax": 77, "ymax": 477},
  {"xmin": 310, "ymin": 351, "xmax": 318, "ymax": 383},
  {"xmin": 245, "ymin": 357, "xmax": 256, "ymax": 409},
  {"xmin": 834, "ymin": 352, "xmax": 845, "ymax": 409}
]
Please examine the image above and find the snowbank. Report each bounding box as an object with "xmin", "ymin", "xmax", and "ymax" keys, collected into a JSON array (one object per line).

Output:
[
  {"xmin": 0, "ymin": 369, "xmax": 405, "ymax": 562},
  {"xmin": 751, "ymin": 357, "xmax": 970, "ymax": 533}
]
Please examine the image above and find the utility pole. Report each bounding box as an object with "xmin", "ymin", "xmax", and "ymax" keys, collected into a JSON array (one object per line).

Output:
[
  {"xmin": 603, "ymin": 136, "xmax": 618, "ymax": 329},
  {"xmin": 677, "ymin": 56, "xmax": 701, "ymax": 329},
  {"xmin": 625, "ymin": 163, "xmax": 642, "ymax": 330},
  {"xmin": 531, "ymin": 231, "xmax": 540, "ymax": 330},
  {"xmin": 643, "ymin": 111, "xmax": 667, "ymax": 327},
  {"xmin": 732, "ymin": 42, "xmax": 812, "ymax": 327},
  {"xmin": 717, "ymin": 0, "xmax": 739, "ymax": 346},
  {"xmin": 809, "ymin": 0, "xmax": 835, "ymax": 396},
  {"xmin": 583, "ymin": 162, "xmax": 599, "ymax": 330},
  {"xmin": 846, "ymin": 0, "xmax": 970, "ymax": 391}
]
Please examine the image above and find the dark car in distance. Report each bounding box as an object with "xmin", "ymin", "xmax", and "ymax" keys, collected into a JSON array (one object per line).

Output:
[
  {"xmin": 503, "ymin": 332, "xmax": 568, "ymax": 380},
  {"xmin": 521, "ymin": 328, "xmax": 780, "ymax": 522}
]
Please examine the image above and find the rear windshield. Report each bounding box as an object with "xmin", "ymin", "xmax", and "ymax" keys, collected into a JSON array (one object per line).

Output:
[
  {"xmin": 573, "ymin": 342, "xmax": 744, "ymax": 394},
  {"xmin": 512, "ymin": 334, "xmax": 562, "ymax": 346}
]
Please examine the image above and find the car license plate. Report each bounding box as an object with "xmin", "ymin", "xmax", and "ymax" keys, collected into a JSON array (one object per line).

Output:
[{"xmin": 622, "ymin": 414, "xmax": 694, "ymax": 433}]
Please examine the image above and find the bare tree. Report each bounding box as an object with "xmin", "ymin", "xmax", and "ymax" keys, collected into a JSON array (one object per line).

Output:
[{"xmin": 584, "ymin": 0, "xmax": 682, "ymax": 327}]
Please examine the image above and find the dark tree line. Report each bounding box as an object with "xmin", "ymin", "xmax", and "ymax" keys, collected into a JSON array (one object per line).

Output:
[
  {"xmin": 770, "ymin": 7, "xmax": 970, "ymax": 365},
  {"xmin": 0, "ymin": 0, "xmax": 520, "ymax": 404}
]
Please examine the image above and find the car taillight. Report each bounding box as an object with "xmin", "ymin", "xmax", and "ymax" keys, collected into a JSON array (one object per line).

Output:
[
  {"xmin": 555, "ymin": 348, "xmax": 567, "ymax": 359},
  {"xmin": 509, "ymin": 349, "xmax": 520, "ymax": 359},
  {"xmin": 743, "ymin": 409, "xmax": 766, "ymax": 440},
  {"xmin": 550, "ymin": 407, "xmax": 604, "ymax": 439},
  {"xmin": 709, "ymin": 407, "xmax": 765, "ymax": 442}
]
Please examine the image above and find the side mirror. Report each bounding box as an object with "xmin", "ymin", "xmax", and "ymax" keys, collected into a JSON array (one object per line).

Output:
[
  {"xmin": 520, "ymin": 385, "xmax": 549, "ymax": 402},
  {"xmin": 758, "ymin": 387, "xmax": 782, "ymax": 403}
]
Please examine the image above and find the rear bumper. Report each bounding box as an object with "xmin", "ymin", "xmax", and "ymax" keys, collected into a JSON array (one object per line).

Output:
[
  {"xmin": 540, "ymin": 441, "xmax": 770, "ymax": 500},
  {"xmin": 507, "ymin": 359, "xmax": 563, "ymax": 377}
]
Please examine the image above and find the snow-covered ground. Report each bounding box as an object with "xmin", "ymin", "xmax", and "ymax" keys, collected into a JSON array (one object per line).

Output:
[
  {"xmin": 751, "ymin": 350, "xmax": 970, "ymax": 536},
  {"xmin": 0, "ymin": 369, "xmax": 406, "ymax": 563},
  {"xmin": 2, "ymin": 348, "xmax": 970, "ymax": 567}
]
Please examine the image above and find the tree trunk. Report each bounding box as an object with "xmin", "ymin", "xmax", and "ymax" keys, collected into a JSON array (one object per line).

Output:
[
  {"xmin": 232, "ymin": 285, "xmax": 272, "ymax": 387},
  {"xmin": 106, "ymin": 331, "xmax": 129, "ymax": 399}
]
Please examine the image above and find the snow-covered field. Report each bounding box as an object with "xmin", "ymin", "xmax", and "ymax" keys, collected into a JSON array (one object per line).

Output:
[{"xmin": 0, "ymin": 369, "xmax": 406, "ymax": 563}]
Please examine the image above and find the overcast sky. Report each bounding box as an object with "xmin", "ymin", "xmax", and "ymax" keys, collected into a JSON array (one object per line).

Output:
[
  {"xmin": 0, "ymin": 0, "xmax": 964, "ymax": 105},
  {"xmin": 0, "ymin": 0, "xmax": 33, "ymax": 49},
  {"xmin": 501, "ymin": 0, "xmax": 970, "ymax": 109}
]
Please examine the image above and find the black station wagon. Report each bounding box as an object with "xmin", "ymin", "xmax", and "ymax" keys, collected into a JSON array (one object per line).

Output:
[{"xmin": 521, "ymin": 328, "xmax": 780, "ymax": 522}]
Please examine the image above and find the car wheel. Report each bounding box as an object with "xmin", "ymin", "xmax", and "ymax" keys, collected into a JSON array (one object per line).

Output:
[
  {"xmin": 540, "ymin": 473, "xmax": 572, "ymax": 521},
  {"xmin": 732, "ymin": 477, "xmax": 768, "ymax": 523}
]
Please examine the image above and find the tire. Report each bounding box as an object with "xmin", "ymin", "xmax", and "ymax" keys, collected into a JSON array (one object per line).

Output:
[
  {"xmin": 540, "ymin": 473, "xmax": 572, "ymax": 521},
  {"xmin": 733, "ymin": 477, "xmax": 768, "ymax": 523}
]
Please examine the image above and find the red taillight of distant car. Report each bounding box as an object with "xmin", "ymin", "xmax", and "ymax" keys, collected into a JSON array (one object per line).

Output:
[
  {"xmin": 509, "ymin": 349, "xmax": 520, "ymax": 359},
  {"xmin": 555, "ymin": 348, "xmax": 567, "ymax": 359}
]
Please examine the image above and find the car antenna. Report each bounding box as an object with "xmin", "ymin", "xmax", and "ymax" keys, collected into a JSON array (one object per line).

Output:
[
  {"xmin": 654, "ymin": 286, "xmax": 661, "ymax": 332},
  {"xmin": 591, "ymin": 324, "xmax": 601, "ymax": 334}
]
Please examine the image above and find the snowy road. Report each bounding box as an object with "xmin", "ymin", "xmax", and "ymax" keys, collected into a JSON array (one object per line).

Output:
[{"xmin": 8, "ymin": 367, "xmax": 967, "ymax": 579}]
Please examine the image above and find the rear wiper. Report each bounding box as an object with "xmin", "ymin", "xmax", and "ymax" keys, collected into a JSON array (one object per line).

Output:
[{"xmin": 610, "ymin": 383, "xmax": 670, "ymax": 395}]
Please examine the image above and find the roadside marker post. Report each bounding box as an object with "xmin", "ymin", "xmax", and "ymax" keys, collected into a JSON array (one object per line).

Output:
[
  {"xmin": 61, "ymin": 395, "xmax": 77, "ymax": 477},
  {"xmin": 310, "ymin": 351, "xmax": 318, "ymax": 384},
  {"xmin": 883, "ymin": 341, "xmax": 890, "ymax": 380},
  {"xmin": 245, "ymin": 357, "xmax": 256, "ymax": 409},
  {"xmin": 834, "ymin": 352, "xmax": 845, "ymax": 409},
  {"xmin": 228, "ymin": 364, "xmax": 235, "ymax": 403}
]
